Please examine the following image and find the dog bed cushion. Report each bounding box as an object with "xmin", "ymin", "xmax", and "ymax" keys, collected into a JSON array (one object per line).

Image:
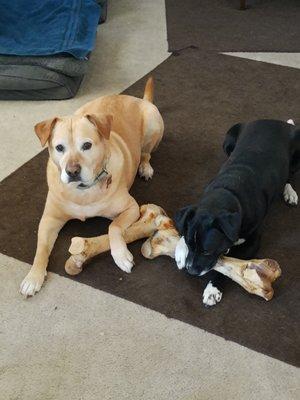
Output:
[{"xmin": 0, "ymin": 55, "xmax": 88, "ymax": 100}]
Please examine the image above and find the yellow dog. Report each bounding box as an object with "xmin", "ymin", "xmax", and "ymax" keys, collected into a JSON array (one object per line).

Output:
[{"xmin": 20, "ymin": 78, "xmax": 164, "ymax": 296}]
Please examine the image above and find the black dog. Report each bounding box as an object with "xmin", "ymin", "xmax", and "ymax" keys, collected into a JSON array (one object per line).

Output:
[{"xmin": 175, "ymin": 119, "xmax": 299, "ymax": 306}]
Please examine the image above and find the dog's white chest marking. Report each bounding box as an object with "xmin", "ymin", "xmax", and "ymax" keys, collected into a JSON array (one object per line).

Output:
[{"xmin": 234, "ymin": 238, "xmax": 246, "ymax": 246}]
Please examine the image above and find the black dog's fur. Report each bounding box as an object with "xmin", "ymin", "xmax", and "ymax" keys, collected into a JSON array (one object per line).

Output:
[{"xmin": 175, "ymin": 120, "xmax": 300, "ymax": 301}]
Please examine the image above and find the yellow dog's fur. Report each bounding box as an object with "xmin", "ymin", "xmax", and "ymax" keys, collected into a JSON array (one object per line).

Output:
[{"xmin": 20, "ymin": 78, "xmax": 164, "ymax": 296}]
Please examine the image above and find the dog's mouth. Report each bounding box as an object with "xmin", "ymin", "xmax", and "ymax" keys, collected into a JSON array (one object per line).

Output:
[
  {"xmin": 67, "ymin": 176, "xmax": 82, "ymax": 184},
  {"xmin": 76, "ymin": 168, "xmax": 110, "ymax": 190},
  {"xmin": 185, "ymin": 251, "xmax": 218, "ymax": 276}
]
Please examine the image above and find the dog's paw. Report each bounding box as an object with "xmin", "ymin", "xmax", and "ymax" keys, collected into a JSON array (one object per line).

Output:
[
  {"xmin": 175, "ymin": 236, "xmax": 188, "ymax": 269},
  {"xmin": 139, "ymin": 162, "xmax": 154, "ymax": 180},
  {"xmin": 20, "ymin": 269, "xmax": 46, "ymax": 297},
  {"xmin": 287, "ymin": 119, "xmax": 295, "ymax": 125},
  {"xmin": 202, "ymin": 282, "xmax": 223, "ymax": 307},
  {"xmin": 111, "ymin": 247, "xmax": 134, "ymax": 273},
  {"xmin": 284, "ymin": 183, "xmax": 298, "ymax": 206}
]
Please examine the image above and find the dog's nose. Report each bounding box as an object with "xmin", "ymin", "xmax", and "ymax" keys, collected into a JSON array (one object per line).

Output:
[{"xmin": 66, "ymin": 163, "xmax": 81, "ymax": 178}]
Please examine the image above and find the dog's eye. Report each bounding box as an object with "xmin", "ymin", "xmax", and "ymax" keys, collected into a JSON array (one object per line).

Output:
[
  {"xmin": 55, "ymin": 144, "xmax": 65, "ymax": 153},
  {"xmin": 82, "ymin": 142, "xmax": 92, "ymax": 151},
  {"xmin": 203, "ymin": 251, "xmax": 211, "ymax": 256}
]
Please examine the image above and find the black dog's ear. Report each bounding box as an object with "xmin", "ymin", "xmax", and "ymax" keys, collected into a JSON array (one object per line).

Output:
[
  {"xmin": 174, "ymin": 205, "xmax": 196, "ymax": 236},
  {"xmin": 217, "ymin": 211, "xmax": 241, "ymax": 242},
  {"xmin": 202, "ymin": 228, "xmax": 224, "ymax": 253},
  {"xmin": 223, "ymin": 123, "xmax": 243, "ymax": 156}
]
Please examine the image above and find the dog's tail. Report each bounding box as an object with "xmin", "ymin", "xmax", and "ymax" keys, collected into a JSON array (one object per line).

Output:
[{"xmin": 143, "ymin": 76, "xmax": 154, "ymax": 103}]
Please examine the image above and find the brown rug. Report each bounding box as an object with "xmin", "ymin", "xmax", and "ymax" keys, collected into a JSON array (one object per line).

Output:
[
  {"xmin": 165, "ymin": 0, "xmax": 300, "ymax": 52},
  {"xmin": 1, "ymin": 50, "xmax": 299, "ymax": 366}
]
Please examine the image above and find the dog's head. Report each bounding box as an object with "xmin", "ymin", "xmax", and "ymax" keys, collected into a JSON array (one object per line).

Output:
[
  {"xmin": 175, "ymin": 205, "xmax": 241, "ymax": 275},
  {"xmin": 34, "ymin": 113, "xmax": 113, "ymax": 186}
]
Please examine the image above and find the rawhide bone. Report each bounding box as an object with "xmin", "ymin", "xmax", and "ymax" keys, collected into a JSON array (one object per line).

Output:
[
  {"xmin": 65, "ymin": 204, "xmax": 169, "ymax": 275},
  {"xmin": 65, "ymin": 204, "xmax": 281, "ymax": 300}
]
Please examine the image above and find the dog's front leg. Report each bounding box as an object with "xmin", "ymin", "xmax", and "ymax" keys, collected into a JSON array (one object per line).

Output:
[
  {"xmin": 109, "ymin": 196, "xmax": 140, "ymax": 273},
  {"xmin": 20, "ymin": 199, "xmax": 67, "ymax": 297}
]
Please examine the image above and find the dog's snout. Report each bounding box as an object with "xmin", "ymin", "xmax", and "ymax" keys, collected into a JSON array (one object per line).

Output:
[{"xmin": 66, "ymin": 163, "xmax": 81, "ymax": 178}]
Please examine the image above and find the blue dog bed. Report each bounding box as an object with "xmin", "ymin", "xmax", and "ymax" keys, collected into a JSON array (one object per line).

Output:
[{"xmin": 0, "ymin": 0, "xmax": 103, "ymax": 99}]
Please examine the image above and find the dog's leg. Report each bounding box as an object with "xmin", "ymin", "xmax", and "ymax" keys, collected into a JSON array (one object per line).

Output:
[
  {"xmin": 138, "ymin": 128, "xmax": 162, "ymax": 180},
  {"xmin": 284, "ymin": 133, "xmax": 299, "ymax": 206},
  {"xmin": 202, "ymin": 271, "xmax": 225, "ymax": 307},
  {"xmin": 202, "ymin": 231, "xmax": 260, "ymax": 307},
  {"xmin": 229, "ymin": 229, "xmax": 261, "ymax": 260},
  {"xmin": 175, "ymin": 238, "xmax": 227, "ymax": 307},
  {"xmin": 109, "ymin": 196, "xmax": 140, "ymax": 273},
  {"xmin": 20, "ymin": 202, "xmax": 67, "ymax": 297},
  {"xmin": 139, "ymin": 152, "xmax": 154, "ymax": 180},
  {"xmin": 283, "ymin": 183, "xmax": 298, "ymax": 206},
  {"xmin": 139, "ymin": 105, "xmax": 164, "ymax": 180},
  {"xmin": 20, "ymin": 218, "xmax": 66, "ymax": 297},
  {"xmin": 287, "ymin": 124, "xmax": 300, "ymax": 206},
  {"xmin": 202, "ymin": 230, "xmax": 260, "ymax": 306}
]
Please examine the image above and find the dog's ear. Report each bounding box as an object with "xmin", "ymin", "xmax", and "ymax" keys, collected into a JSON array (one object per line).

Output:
[
  {"xmin": 85, "ymin": 114, "xmax": 113, "ymax": 140},
  {"xmin": 202, "ymin": 228, "xmax": 224, "ymax": 253},
  {"xmin": 174, "ymin": 205, "xmax": 196, "ymax": 236},
  {"xmin": 223, "ymin": 123, "xmax": 243, "ymax": 156},
  {"xmin": 34, "ymin": 117, "xmax": 59, "ymax": 147},
  {"xmin": 217, "ymin": 211, "xmax": 241, "ymax": 242}
]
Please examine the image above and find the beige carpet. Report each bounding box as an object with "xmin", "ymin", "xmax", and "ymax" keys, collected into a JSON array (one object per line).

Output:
[{"xmin": 1, "ymin": 255, "xmax": 299, "ymax": 400}]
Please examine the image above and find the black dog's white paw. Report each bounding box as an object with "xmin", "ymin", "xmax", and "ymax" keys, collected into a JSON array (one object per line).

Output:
[
  {"xmin": 203, "ymin": 282, "xmax": 223, "ymax": 307},
  {"xmin": 284, "ymin": 183, "xmax": 298, "ymax": 206}
]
